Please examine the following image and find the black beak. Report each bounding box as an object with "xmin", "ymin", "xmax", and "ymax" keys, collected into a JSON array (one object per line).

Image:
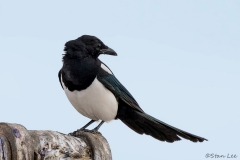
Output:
[{"xmin": 100, "ymin": 47, "xmax": 117, "ymax": 56}]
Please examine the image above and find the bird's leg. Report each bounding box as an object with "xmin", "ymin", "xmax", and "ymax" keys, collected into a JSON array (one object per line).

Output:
[
  {"xmin": 90, "ymin": 121, "xmax": 105, "ymax": 133},
  {"xmin": 78, "ymin": 119, "xmax": 95, "ymax": 131}
]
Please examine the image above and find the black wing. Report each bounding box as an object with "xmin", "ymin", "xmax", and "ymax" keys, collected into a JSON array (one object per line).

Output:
[
  {"xmin": 97, "ymin": 68, "xmax": 144, "ymax": 113},
  {"xmin": 58, "ymin": 69, "xmax": 63, "ymax": 89}
]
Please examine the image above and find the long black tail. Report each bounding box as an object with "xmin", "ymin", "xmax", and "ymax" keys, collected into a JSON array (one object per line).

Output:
[{"xmin": 117, "ymin": 104, "xmax": 207, "ymax": 143}]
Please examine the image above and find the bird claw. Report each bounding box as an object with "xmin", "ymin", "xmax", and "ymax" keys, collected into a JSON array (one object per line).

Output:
[
  {"xmin": 89, "ymin": 129, "xmax": 100, "ymax": 134},
  {"xmin": 68, "ymin": 128, "xmax": 101, "ymax": 136},
  {"xmin": 77, "ymin": 128, "xmax": 87, "ymax": 132},
  {"xmin": 79, "ymin": 128, "xmax": 101, "ymax": 134}
]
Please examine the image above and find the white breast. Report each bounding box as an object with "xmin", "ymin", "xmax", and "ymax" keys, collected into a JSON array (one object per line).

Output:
[{"xmin": 61, "ymin": 64, "xmax": 118, "ymax": 122}]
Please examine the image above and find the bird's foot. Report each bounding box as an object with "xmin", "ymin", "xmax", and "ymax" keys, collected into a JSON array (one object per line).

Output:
[
  {"xmin": 68, "ymin": 128, "xmax": 86, "ymax": 136},
  {"xmin": 88, "ymin": 128, "xmax": 101, "ymax": 134},
  {"xmin": 77, "ymin": 128, "xmax": 88, "ymax": 132},
  {"xmin": 68, "ymin": 128, "xmax": 87, "ymax": 136},
  {"xmin": 79, "ymin": 128, "xmax": 101, "ymax": 134},
  {"xmin": 68, "ymin": 128, "xmax": 101, "ymax": 136}
]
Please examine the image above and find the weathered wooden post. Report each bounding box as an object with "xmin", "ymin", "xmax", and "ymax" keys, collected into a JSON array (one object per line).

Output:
[{"xmin": 0, "ymin": 123, "xmax": 112, "ymax": 160}]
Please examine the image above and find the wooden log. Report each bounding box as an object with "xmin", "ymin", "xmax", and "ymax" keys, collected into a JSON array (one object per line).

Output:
[{"xmin": 0, "ymin": 123, "xmax": 112, "ymax": 160}]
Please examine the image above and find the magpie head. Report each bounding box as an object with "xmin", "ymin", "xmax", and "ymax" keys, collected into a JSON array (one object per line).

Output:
[{"xmin": 64, "ymin": 35, "xmax": 117, "ymax": 59}]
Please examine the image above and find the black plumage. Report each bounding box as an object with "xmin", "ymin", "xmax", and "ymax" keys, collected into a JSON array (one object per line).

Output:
[{"xmin": 59, "ymin": 35, "xmax": 207, "ymax": 143}]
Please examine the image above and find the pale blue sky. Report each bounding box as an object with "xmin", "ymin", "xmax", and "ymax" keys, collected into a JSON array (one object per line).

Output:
[{"xmin": 0, "ymin": 1, "xmax": 240, "ymax": 159}]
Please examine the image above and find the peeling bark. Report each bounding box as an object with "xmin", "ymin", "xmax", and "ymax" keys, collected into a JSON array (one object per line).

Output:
[{"xmin": 0, "ymin": 123, "xmax": 112, "ymax": 160}]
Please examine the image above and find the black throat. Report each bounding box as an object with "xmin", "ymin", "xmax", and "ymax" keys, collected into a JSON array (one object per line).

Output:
[{"xmin": 60, "ymin": 54, "xmax": 101, "ymax": 92}]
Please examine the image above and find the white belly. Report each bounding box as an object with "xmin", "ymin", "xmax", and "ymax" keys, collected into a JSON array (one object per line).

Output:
[{"xmin": 61, "ymin": 76, "xmax": 118, "ymax": 122}]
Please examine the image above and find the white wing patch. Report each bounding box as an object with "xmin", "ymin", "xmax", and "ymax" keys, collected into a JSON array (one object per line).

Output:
[
  {"xmin": 61, "ymin": 75, "xmax": 118, "ymax": 122},
  {"xmin": 101, "ymin": 63, "xmax": 113, "ymax": 74}
]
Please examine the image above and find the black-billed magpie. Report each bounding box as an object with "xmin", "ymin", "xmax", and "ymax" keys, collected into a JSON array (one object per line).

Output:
[{"xmin": 58, "ymin": 35, "xmax": 207, "ymax": 143}]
